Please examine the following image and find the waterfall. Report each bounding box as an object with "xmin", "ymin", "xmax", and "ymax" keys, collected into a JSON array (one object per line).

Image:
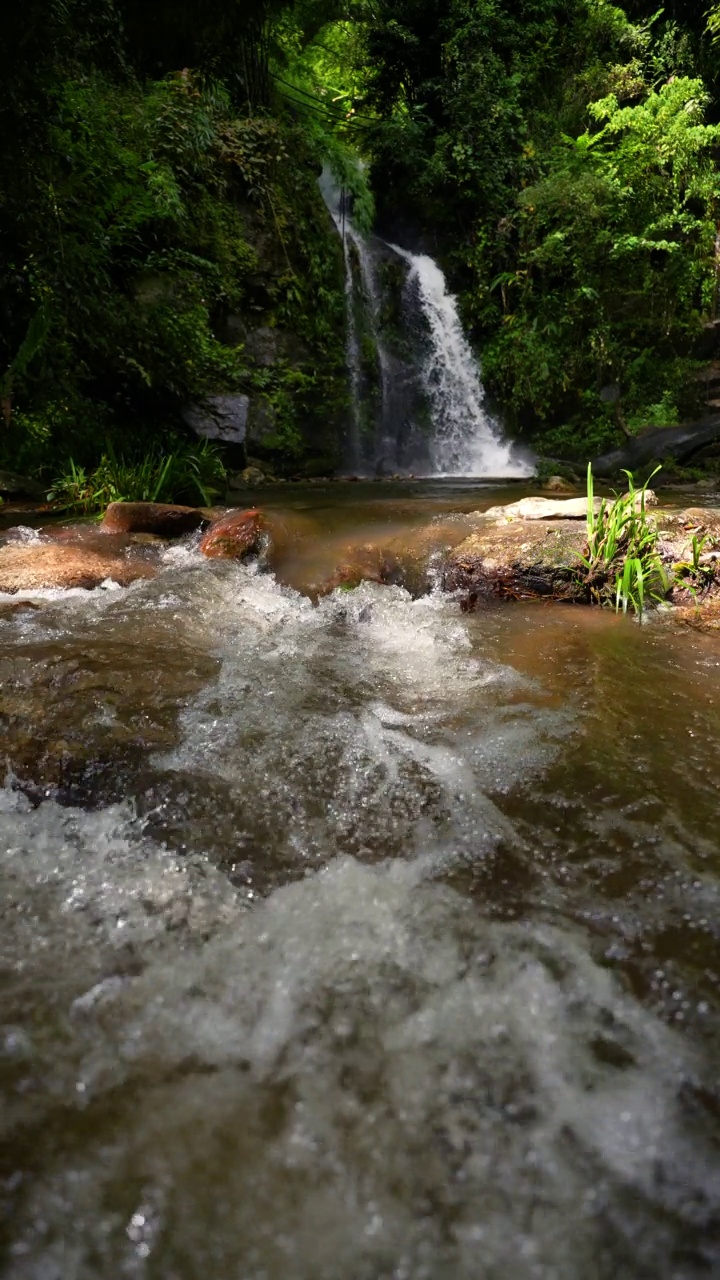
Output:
[
  {"xmin": 347, "ymin": 229, "xmax": 397, "ymax": 471},
  {"xmin": 320, "ymin": 166, "xmax": 532, "ymax": 478},
  {"xmin": 319, "ymin": 169, "xmax": 363, "ymax": 468},
  {"xmin": 391, "ymin": 246, "xmax": 532, "ymax": 477}
]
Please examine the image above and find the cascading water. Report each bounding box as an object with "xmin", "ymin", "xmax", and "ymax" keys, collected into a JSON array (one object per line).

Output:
[
  {"xmin": 392, "ymin": 246, "xmax": 533, "ymax": 477},
  {"xmin": 319, "ymin": 168, "xmax": 403, "ymax": 473},
  {"xmin": 318, "ymin": 169, "xmax": 363, "ymax": 468},
  {"xmin": 321, "ymin": 167, "xmax": 532, "ymax": 478}
]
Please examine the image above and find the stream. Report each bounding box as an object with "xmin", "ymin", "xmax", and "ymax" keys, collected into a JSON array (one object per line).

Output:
[{"xmin": 2, "ymin": 482, "xmax": 720, "ymax": 1278}]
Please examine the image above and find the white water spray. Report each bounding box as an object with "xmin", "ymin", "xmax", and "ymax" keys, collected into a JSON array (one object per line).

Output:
[
  {"xmin": 391, "ymin": 246, "xmax": 533, "ymax": 477},
  {"xmin": 320, "ymin": 165, "xmax": 533, "ymax": 477}
]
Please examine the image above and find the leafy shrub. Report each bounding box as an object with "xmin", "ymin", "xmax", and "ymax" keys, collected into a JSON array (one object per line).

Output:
[{"xmin": 48, "ymin": 439, "xmax": 227, "ymax": 513}]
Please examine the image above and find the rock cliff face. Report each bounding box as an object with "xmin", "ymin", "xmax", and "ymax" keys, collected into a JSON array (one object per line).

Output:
[{"xmin": 201, "ymin": 189, "xmax": 349, "ymax": 477}]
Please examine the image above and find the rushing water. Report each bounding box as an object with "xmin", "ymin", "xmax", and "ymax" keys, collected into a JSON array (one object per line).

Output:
[
  {"xmin": 390, "ymin": 247, "xmax": 531, "ymax": 478},
  {"xmin": 319, "ymin": 172, "xmax": 531, "ymax": 479},
  {"xmin": 2, "ymin": 484, "xmax": 720, "ymax": 1279}
]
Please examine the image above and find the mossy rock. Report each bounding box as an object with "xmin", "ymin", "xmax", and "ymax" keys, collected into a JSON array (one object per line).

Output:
[{"xmin": 443, "ymin": 519, "xmax": 589, "ymax": 602}]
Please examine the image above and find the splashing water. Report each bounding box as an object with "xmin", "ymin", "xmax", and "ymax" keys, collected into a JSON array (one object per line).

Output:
[
  {"xmin": 391, "ymin": 247, "xmax": 533, "ymax": 477},
  {"xmin": 2, "ymin": 507, "xmax": 720, "ymax": 1277},
  {"xmin": 320, "ymin": 169, "xmax": 533, "ymax": 478}
]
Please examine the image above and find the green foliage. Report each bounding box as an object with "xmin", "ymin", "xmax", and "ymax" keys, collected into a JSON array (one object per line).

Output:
[
  {"xmin": 2, "ymin": 308, "xmax": 51, "ymax": 400},
  {"xmin": 484, "ymin": 77, "xmax": 720, "ymax": 434},
  {"xmin": 353, "ymin": 0, "xmax": 720, "ymax": 451},
  {"xmin": 691, "ymin": 532, "xmax": 708, "ymax": 573},
  {"xmin": 6, "ymin": 0, "xmax": 720, "ymax": 478},
  {"xmin": 1, "ymin": 10, "xmax": 350, "ymax": 479},
  {"xmin": 532, "ymin": 415, "xmax": 622, "ymax": 462},
  {"xmin": 48, "ymin": 440, "xmax": 227, "ymax": 513},
  {"xmin": 581, "ymin": 463, "xmax": 666, "ymax": 614}
]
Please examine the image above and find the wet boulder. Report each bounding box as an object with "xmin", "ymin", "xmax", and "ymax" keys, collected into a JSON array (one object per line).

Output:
[
  {"xmin": 101, "ymin": 502, "xmax": 208, "ymax": 537},
  {"xmin": 318, "ymin": 517, "xmax": 480, "ymax": 598},
  {"xmin": 230, "ymin": 466, "xmax": 266, "ymax": 488},
  {"xmin": 0, "ymin": 543, "xmax": 156, "ymax": 594},
  {"xmin": 671, "ymin": 598, "xmax": 720, "ymax": 630},
  {"xmin": 542, "ymin": 475, "xmax": 579, "ymax": 494},
  {"xmin": 376, "ymin": 517, "xmax": 482, "ymax": 595},
  {"xmin": 0, "ymin": 470, "xmax": 46, "ymax": 500},
  {"xmin": 444, "ymin": 519, "xmax": 589, "ymax": 603},
  {"xmin": 199, "ymin": 508, "xmax": 318, "ymax": 566},
  {"xmin": 199, "ymin": 509, "xmax": 269, "ymax": 560},
  {"xmin": 593, "ymin": 415, "xmax": 720, "ymax": 476},
  {"xmin": 321, "ymin": 544, "xmax": 386, "ymax": 594}
]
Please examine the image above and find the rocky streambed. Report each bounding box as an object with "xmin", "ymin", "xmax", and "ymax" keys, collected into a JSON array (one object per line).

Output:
[{"xmin": 2, "ymin": 492, "xmax": 720, "ymax": 626}]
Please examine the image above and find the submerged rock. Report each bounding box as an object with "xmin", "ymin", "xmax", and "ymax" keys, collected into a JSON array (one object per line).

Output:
[
  {"xmin": 0, "ymin": 543, "xmax": 156, "ymax": 593},
  {"xmin": 101, "ymin": 502, "xmax": 207, "ymax": 536},
  {"xmin": 671, "ymin": 598, "xmax": 720, "ymax": 629},
  {"xmin": 542, "ymin": 475, "xmax": 578, "ymax": 494},
  {"xmin": 231, "ymin": 466, "xmax": 266, "ymax": 487},
  {"xmin": 318, "ymin": 517, "xmax": 480, "ymax": 598}
]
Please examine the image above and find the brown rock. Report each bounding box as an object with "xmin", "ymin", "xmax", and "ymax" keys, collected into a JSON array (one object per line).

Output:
[
  {"xmin": 231, "ymin": 466, "xmax": 266, "ymax": 487},
  {"xmin": 444, "ymin": 519, "xmax": 589, "ymax": 603},
  {"xmin": 316, "ymin": 517, "xmax": 479, "ymax": 598},
  {"xmin": 101, "ymin": 502, "xmax": 207, "ymax": 536},
  {"xmin": 671, "ymin": 598, "xmax": 720, "ymax": 629},
  {"xmin": 0, "ymin": 544, "xmax": 156, "ymax": 594},
  {"xmin": 375, "ymin": 517, "xmax": 480, "ymax": 595},
  {"xmin": 199, "ymin": 509, "xmax": 269, "ymax": 560},
  {"xmin": 320, "ymin": 545, "xmax": 386, "ymax": 594},
  {"xmin": 482, "ymin": 496, "xmax": 595, "ymax": 520},
  {"xmin": 654, "ymin": 507, "xmax": 720, "ymax": 538}
]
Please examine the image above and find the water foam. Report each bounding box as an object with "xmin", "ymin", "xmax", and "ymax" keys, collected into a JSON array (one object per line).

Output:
[
  {"xmin": 391, "ymin": 247, "xmax": 534, "ymax": 478},
  {"xmin": 2, "ymin": 794, "xmax": 716, "ymax": 1278},
  {"xmin": 3, "ymin": 560, "xmax": 719, "ymax": 1278}
]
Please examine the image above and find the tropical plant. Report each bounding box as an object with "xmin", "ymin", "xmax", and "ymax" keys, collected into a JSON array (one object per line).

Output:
[
  {"xmin": 581, "ymin": 463, "xmax": 666, "ymax": 616},
  {"xmin": 48, "ymin": 440, "xmax": 227, "ymax": 513}
]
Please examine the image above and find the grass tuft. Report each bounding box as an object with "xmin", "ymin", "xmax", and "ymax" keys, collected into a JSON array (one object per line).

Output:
[
  {"xmin": 48, "ymin": 439, "xmax": 227, "ymax": 514},
  {"xmin": 581, "ymin": 464, "xmax": 666, "ymax": 617}
]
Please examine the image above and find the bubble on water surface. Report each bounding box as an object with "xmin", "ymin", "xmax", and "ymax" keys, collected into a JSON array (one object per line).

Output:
[
  {"xmin": 145, "ymin": 573, "xmax": 560, "ymax": 872},
  {"xmin": 1, "ymin": 796, "xmax": 718, "ymax": 1279},
  {"xmin": 2, "ymin": 545, "xmax": 720, "ymax": 1277}
]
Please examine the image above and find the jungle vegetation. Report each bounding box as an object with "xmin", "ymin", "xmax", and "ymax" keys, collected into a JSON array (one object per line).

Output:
[{"xmin": 1, "ymin": 0, "xmax": 720, "ymax": 490}]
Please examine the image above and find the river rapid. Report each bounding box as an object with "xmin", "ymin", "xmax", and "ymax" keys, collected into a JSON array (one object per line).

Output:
[{"xmin": 1, "ymin": 482, "xmax": 720, "ymax": 1279}]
